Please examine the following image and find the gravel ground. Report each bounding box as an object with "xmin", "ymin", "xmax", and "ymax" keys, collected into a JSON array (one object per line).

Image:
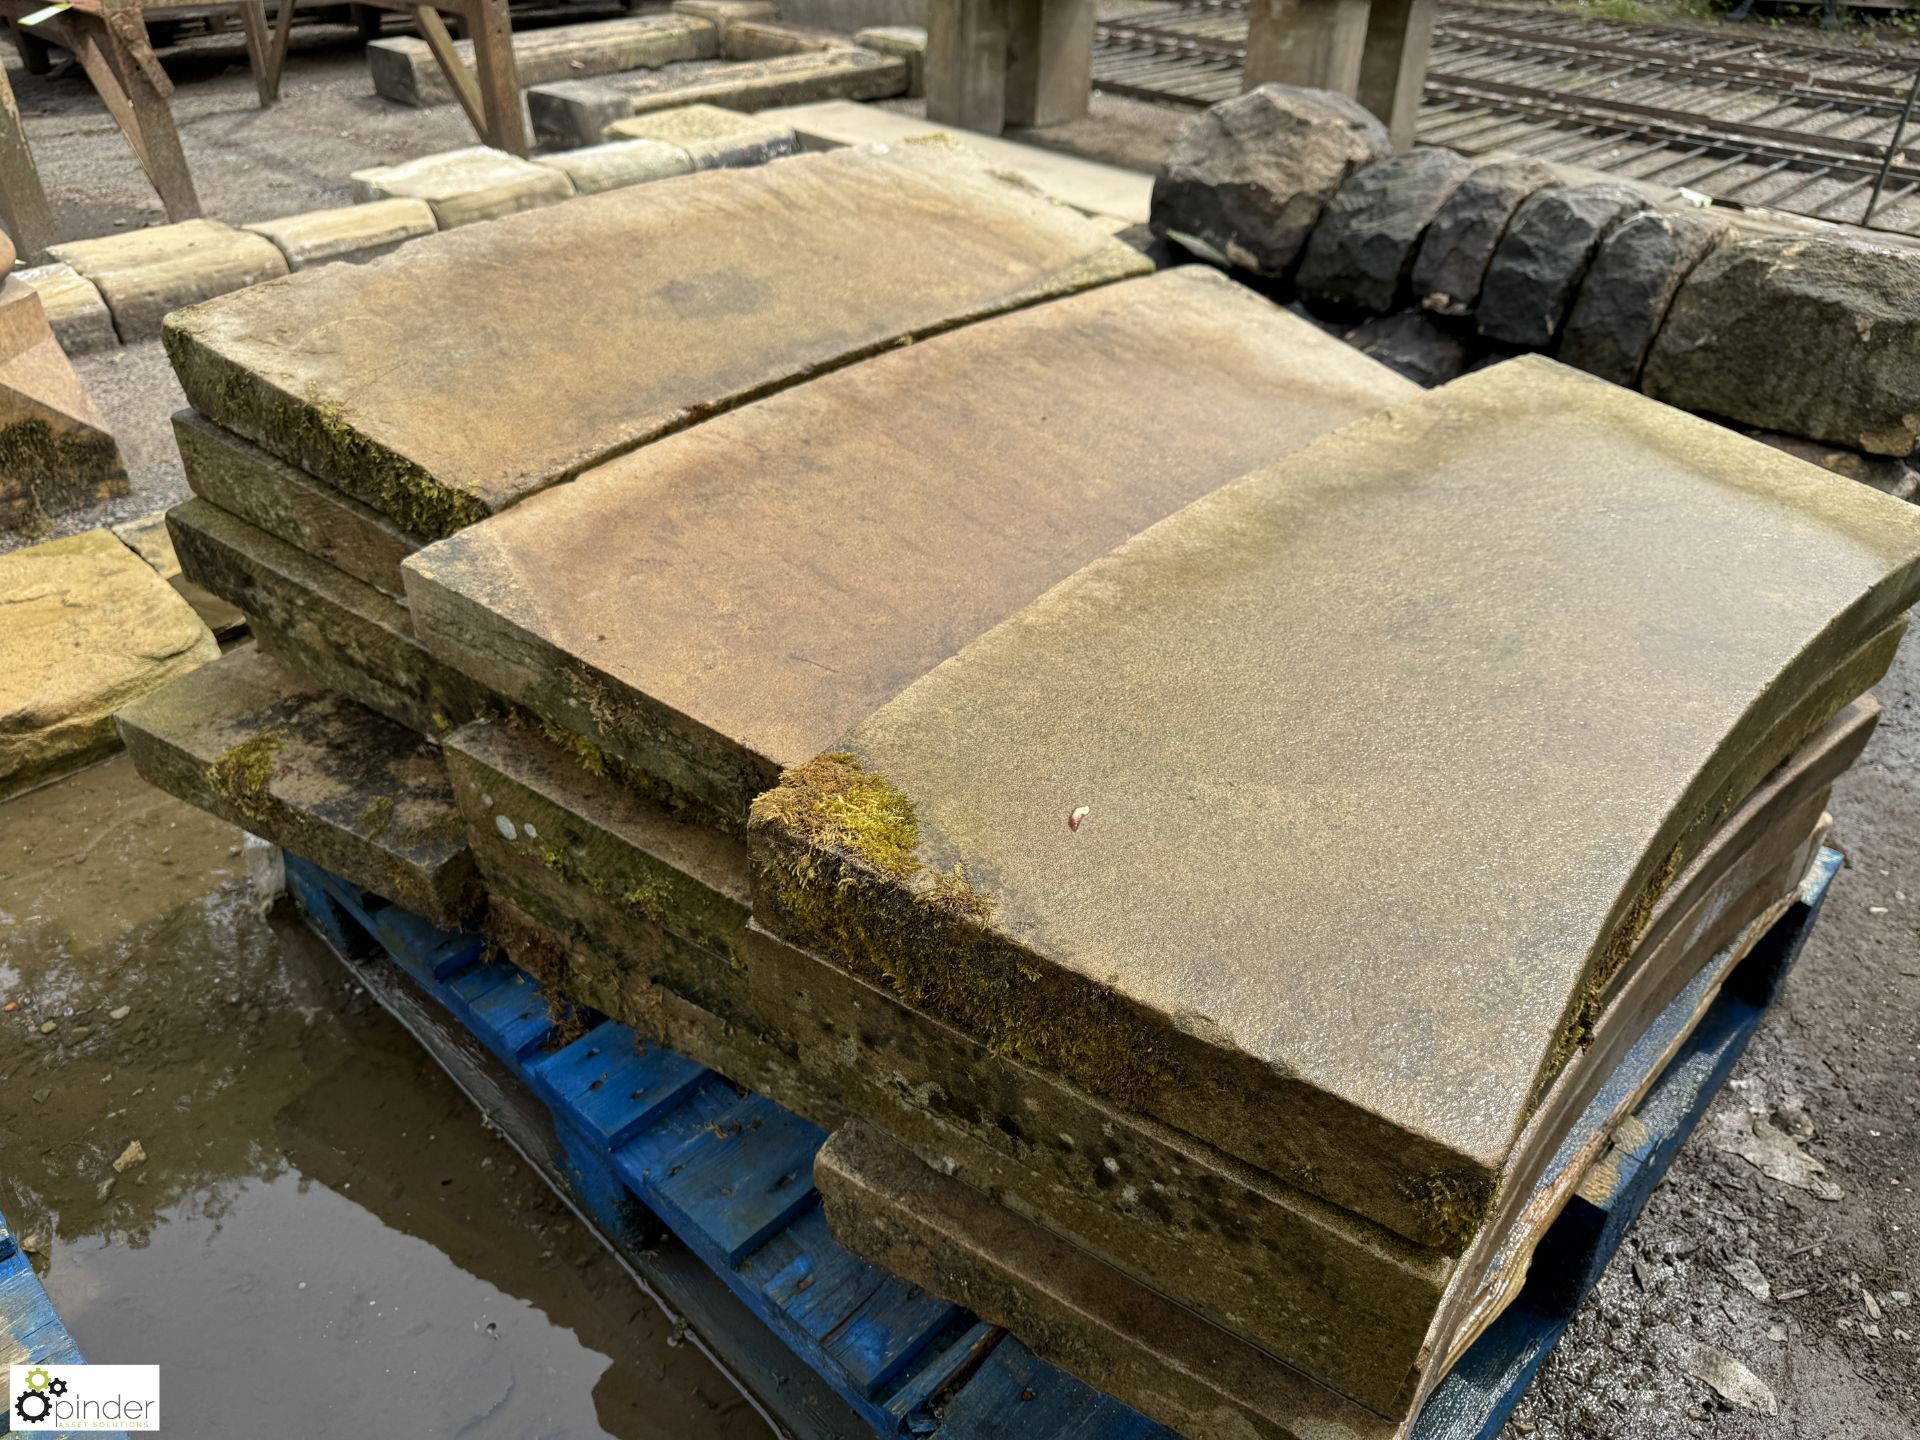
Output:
[
  {"xmin": 1504, "ymin": 626, "xmax": 1920, "ymax": 1440},
  {"xmin": 5, "ymin": 18, "xmax": 1918, "ymax": 1438}
]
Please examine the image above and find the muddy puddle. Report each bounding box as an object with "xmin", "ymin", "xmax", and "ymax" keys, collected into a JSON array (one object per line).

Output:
[{"xmin": 0, "ymin": 754, "xmax": 770, "ymax": 1439}]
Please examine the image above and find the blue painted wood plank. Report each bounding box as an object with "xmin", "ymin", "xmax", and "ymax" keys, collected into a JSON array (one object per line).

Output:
[
  {"xmin": 283, "ymin": 854, "xmax": 364, "ymax": 956},
  {"xmin": 369, "ymin": 905, "xmax": 486, "ymax": 984},
  {"xmin": 884, "ymin": 1320, "xmax": 1002, "ymax": 1435},
  {"xmin": 936, "ymin": 1337, "xmax": 1164, "ymax": 1440},
  {"xmin": 643, "ymin": 1094, "xmax": 826, "ymax": 1267},
  {"xmin": 749, "ymin": 1206, "xmax": 879, "ymax": 1324},
  {"xmin": 609, "ymin": 1075, "xmax": 770, "ymax": 1195},
  {"xmin": 444, "ymin": 960, "xmax": 519, "ymax": 1025},
  {"xmin": 530, "ymin": 1021, "xmax": 710, "ymax": 1150},
  {"xmin": 741, "ymin": 1212, "xmax": 963, "ymax": 1399},
  {"xmin": 823, "ymin": 1272, "xmax": 963, "ymax": 1397},
  {"xmin": 0, "ymin": 1208, "xmax": 128, "ymax": 1440},
  {"xmin": 462, "ymin": 966, "xmax": 555, "ymax": 1060}
]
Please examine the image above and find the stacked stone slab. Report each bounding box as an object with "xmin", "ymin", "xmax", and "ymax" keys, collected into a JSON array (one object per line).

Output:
[
  {"xmin": 526, "ymin": 20, "xmax": 909, "ymax": 149},
  {"xmin": 122, "ymin": 146, "xmax": 1146, "ymax": 931},
  {"xmin": 747, "ymin": 358, "xmax": 1920, "ymax": 1435},
  {"xmin": 113, "ymin": 127, "xmax": 1920, "ymax": 1440}
]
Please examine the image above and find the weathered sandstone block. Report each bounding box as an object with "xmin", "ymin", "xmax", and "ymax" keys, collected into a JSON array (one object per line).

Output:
[
  {"xmin": 164, "ymin": 149, "xmax": 1147, "ymax": 540},
  {"xmin": 0, "ymin": 529, "xmax": 216, "ymax": 798},
  {"xmin": 402, "ymin": 268, "xmax": 1411, "ymax": 821},
  {"xmin": 50, "ymin": 220, "xmax": 289, "ymax": 342},
  {"xmin": 116, "ymin": 647, "xmax": 478, "ymax": 925}
]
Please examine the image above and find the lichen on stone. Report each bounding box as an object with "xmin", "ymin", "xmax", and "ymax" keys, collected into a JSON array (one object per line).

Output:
[{"xmin": 359, "ymin": 794, "xmax": 395, "ymax": 839}]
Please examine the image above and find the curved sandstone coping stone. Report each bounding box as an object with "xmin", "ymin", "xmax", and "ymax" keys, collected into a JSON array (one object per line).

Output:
[
  {"xmin": 748, "ymin": 356, "xmax": 1920, "ymax": 1250},
  {"xmin": 168, "ymin": 498, "xmax": 491, "ymax": 737},
  {"xmin": 810, "ymin": 727, "xmax": 1852, "ymax": 1438},
  {"xmin": 173, "ymin": 410, "xmax": 420, "ymax": 599},
  {"xmin": 400, "ymin": 267, "xmax": 1415, "ymax": 824},
  {"xmin": 115, "ymin": 647, "xmax": 479, "ymax": 926},
  {"xmin": 162, "ymin": 149, "xmax": 1148, "ymax": 542}
]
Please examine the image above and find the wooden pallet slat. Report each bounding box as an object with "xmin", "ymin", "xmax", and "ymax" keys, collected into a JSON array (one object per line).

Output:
[
  {"xmin": 645, "ymin": 1095, "xmax": 827, "ymax": 1267},
  {"xmin": 530, "ymin": 1020, "xmax": 711, "ymax": 1150}
]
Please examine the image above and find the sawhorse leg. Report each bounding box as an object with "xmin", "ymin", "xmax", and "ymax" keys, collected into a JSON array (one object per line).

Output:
[
  {"xmin": 84, "ymin": 0, "xmax": 202, "ymax": 220},
  {"xmin": 0, "ymin": 57, "xmax": 55, "ymax": 259},
  {"xmin": 466, "ymin": 0, "xmax": 527, "ymax": 156}
]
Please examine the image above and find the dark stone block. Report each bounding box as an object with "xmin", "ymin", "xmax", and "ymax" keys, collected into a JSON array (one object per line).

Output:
[
  {"xmin": 1412, "ymin": 158, "xmax": 1557, "ymax": 319},
  {"xmin": 1149, "ymin": 83, "xmax": 1391, "ymax": 278},
  {"xmin": 1476, "ymin": 184, "xmax": 1649, "ymax": 350},
  {"xmin": 1295, "ymin": 148, "xmax": 1477, "ymax": 316},
  {"xmin": 1558, "ymin": 210, "xmax": 1728, "ymax": 387}
]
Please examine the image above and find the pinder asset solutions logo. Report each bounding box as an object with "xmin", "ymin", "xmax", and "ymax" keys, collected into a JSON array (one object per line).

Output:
[{"xmin": 10, "ymin": 1363, "xmax": 160, "ymax": 1431}]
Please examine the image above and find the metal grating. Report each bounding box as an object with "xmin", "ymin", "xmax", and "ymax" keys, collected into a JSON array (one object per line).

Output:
[{"xmin": 1091, "ymin": 0, "xmax": 1920, "ymax": 234}]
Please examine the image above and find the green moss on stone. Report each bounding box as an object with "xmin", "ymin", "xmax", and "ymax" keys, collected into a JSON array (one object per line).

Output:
[
  {"xmin": 0, "ymin": 418, "xmax": 124, "ymax": 525},
  {"xmin": 541, "ymin": 718, "xmax": 608, "ymax": 777},
  {"xmin": 208, "ymin": 731, "xmax": 284, "ymax": 823},
  {"xmin": 161, "ymin": 327, "xmax": 486, "ymax": 540},
  {"xmin": 751, "ymin": 754, "xmax": 1171, "ymax": 1114},
  {"xmin": 1399, "ymin": 1169, "xmax": 1498, "ymax": 1252}
]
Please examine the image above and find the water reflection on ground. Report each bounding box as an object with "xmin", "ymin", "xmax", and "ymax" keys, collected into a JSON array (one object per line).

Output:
[{"xmin": 0, "ymin": 755, "xmax": 767, "ymax": 1440}]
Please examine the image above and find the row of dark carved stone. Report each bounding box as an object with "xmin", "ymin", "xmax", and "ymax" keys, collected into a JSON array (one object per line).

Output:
[{"xmin": 1146, "ymin": 83, "xmax": 1920, "ymax": 466}]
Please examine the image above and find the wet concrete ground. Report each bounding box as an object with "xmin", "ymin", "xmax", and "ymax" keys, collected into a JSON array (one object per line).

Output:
[{"xmin": 0, "ymin": 755, "xmax": 767, "ymax": 1439}]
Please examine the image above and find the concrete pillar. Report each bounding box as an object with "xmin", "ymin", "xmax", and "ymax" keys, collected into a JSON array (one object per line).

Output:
[
  {"xmin": 1357, "ymin": 0, "xmax": 1433, "ymax": 150},
  {"xmin": 1004, "ymin": 0, "xmax": 1093, "ymax": 128},
  {"xmin": 1241, "ymin": 0, "xmax": 1371, "ymax": 98},
  {"xmin": 926, "ymin": 0, "xmax": 1012, "ymax": 133}
]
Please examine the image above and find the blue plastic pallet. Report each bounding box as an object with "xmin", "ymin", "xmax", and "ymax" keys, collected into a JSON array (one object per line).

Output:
[
  {"xmin": 284, "ymin": 846, "xmax": 1842, "ymax": 1440},
  {"xmin": 0, "ymin": 1212, "xmax": 126, "ymax": 1440}
]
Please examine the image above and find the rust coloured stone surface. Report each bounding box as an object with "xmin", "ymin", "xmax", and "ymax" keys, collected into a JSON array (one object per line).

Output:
[
  {"xmin": 162, "ymin": 149, "xmax": 1148, "ymax": 540},
  {"xmin": 749, "ymin": 356, "xmax": 1920, "ymax": 1249},
  {"xmin": 402, "ymin": 268, "xmax": 1414, "ymax": 820}
]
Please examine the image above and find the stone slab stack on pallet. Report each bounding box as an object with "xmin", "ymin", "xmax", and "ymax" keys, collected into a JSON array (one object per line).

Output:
[
  {"xmin": 119, "ymin": 144, "xmax": 1146, "ymax": 926},
  {"xmin": 114, "ymin": 129, "xmax": 1920, "ymax": 1440}
]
